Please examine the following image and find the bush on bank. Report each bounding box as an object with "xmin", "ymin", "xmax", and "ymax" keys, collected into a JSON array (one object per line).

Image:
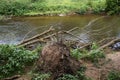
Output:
[
  {"xmin": 0, "ymin": 44, "xmax": 38, "ymax": 79},
  {"xmin": 106, "ymin": 0, "xmax": 120, "ymax": 15},
  {"xmin": 0, "ymin": 0, "xmax": 107, "ymax": 16}
]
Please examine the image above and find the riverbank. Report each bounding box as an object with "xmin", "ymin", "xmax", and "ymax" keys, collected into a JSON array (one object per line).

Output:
[{"xmin": 0, "ymin": 0, "xmax": 106, "ymax": 16}]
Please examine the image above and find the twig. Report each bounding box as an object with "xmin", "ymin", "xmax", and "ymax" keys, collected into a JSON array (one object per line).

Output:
[
  {"xmin": 19, "ymin": 38, "xmax": 46, "ymax": 47},
  {"xmin": 43, "ymin": 27, "xmax": 79, "ymax": 40}
]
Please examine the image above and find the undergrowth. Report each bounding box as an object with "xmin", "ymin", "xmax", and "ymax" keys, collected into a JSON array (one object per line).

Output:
[
  {"xmin": 71, "ymin": 42, "xmax": 105, "ymax": 63},
  {"xmin": 0, "ymin": 44, "xmax": 38, "ymax": 79},
  {"xmin": 107, "ymin": 70, "xmax": 120, "ymax": 80},
  {"xmin": 0, "ymin": 0, "xmax": 106, "ymax": 16},
  {"xmin": 31, "ymin": 66, "xmax": 91, "ymax": 80}
]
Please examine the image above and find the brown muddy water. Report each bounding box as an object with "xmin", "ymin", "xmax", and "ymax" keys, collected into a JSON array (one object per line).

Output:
[{"xmin": 0, "ymin": 15, "xmax": 120, "ymax": 44}]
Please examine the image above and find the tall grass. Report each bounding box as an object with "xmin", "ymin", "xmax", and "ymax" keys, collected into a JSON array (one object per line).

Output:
[{"xmin": 0, "ymin": 0, "xmax": 106, "ymax": 16}]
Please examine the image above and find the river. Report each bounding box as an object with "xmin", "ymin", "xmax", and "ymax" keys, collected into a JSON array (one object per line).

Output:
[{"xmin": 0, "ymin": 15, "xmax": 120, "ymax": 44}]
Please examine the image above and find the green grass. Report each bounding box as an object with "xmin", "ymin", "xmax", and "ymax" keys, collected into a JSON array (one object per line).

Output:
[{"xmin": 0, "ymin": 0, "xmax": 106, "ymax": 16}]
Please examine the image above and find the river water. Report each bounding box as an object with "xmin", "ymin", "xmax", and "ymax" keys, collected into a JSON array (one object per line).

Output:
[{"xmin": 0, "ymin": 15, "xmax": 120, "ymax": 44}]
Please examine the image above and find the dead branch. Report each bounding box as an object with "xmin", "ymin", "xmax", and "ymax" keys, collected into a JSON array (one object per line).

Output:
[
  {"xmin": 43, "ymin": 27, "xmax": 79, "ymax": 40},
  {"xmin": 79, "ymin": 43, "xmax": 92, "ymax": 49},
  {"xmin": 63, "ymin": 31, "xmax": 81, "ymax": 40},
  {"xmin": 98, "ymin": 38, "xmax": 120, "ymax": 50},
  {"xmin": 98, "ymin": 37, "xmax": 115, "ymax": 46},
  {"xmin": 3, "ymin": 75, "xmax": 21, "ymax": 80},
  {"xmin": 66, "ymin": 27, "xmax": 79, "ymax": 32},
  {"xmin": 19, "ymin": 38, "xmax": 46, "ymax": 47},
  {"xmin": 18, "ymin": 27, "xmax": 80, "ymax": 47},
  {"xmin": 19, "ymin": 27, "xmax": 54, "ymax": 45}
]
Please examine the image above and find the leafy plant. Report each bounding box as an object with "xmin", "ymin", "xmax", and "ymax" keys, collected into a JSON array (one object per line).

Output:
[
  {"xmin": 71, "ymin": 42, "xmax": 105, "ymax": 63},
  {"xmin": 57, "ymin": 66, "xmax": 91, "ymax": 80},
  {"xmin": 106, "ymin": 0, "xmax": 120, "ymax": 15},
  {"xmin": 0, "ymin": 44, "xmax": 38, "ymax": 79},
  {"xmin": 107, "ymin": 71, "xmax": 120, "ymax": 80},
  {"xmin": 71, "ymin": 49, "xmax": 84, "ymax": 60}
]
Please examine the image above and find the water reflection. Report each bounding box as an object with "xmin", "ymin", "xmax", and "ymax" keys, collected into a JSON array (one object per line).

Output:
[{"xmin": 0, "ymin": 15, "xmax": 120, "ymax": 44}]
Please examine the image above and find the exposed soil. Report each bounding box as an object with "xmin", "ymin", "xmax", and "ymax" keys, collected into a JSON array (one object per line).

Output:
[
  {"xmin": 6, "ymin": 48, "xmax": 120, "ymax": 80},
  {"xmin": 37, "ymin": 42, "xmax": 81, "ymax": 79},
  {"xmin": 85, "ymin": 51, "xmax": 120, "ymax": 80}
]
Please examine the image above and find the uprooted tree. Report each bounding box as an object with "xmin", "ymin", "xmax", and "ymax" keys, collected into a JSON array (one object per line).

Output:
[{"xmin": 37, "ymin": 42, "xmax": 81, "ymax": 79}]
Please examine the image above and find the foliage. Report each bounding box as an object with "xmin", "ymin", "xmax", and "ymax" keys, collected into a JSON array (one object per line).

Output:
[
  {"xmin": 107, "ymin": 71, "xmax": 120, "ymax": 80},
  {"xmin": 0, "ymin": 44, "xmax": 38, "ymax": 79},
  {"xmin": 106, "ymin": 0, "xmax": 120, "ymax": 15},
  {"xmin": 57, "ymin": 66, "xmax": 91, "ymax": 80},
  {"xmin": 0, "ymin": 0, "xmax": 106, "ymax": 16},
  {"xmin": 71, "ymin": 43, "xmax": 105, "ymax": 63},
  {"xmin": 32, "ymin": 73, "xmax": 51, "ymax": 80},
  {"xmin": 71, "ymin": 49, "xmax": 84, "ymax": 60},
  {"xmin": 0, "ymin": 0, "xmax": 30, "ymax": 16}
]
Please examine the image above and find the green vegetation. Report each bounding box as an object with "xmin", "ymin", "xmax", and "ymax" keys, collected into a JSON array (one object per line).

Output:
[
  {"xmin": 57, "ymin": 66, "xmax": 91, "ymax": 80},
  {"xmin": 31, "ymin": 66, "xmax": 91, "ymax": 80},
  {"xmin": 32, "ymin": 73, "xmax": 51, "ymax": 80},
  {"xmin": 0, "ymin": 0, "xmax": 106, "ymax": 16},
  {"xmin": 71, "ymin": 43, "xmax": 105, "ymax": 63},
  {"xmin": 0, "ymin": 0, "xmax": 120, "ymax": 16},
  {"xmin": 106, "ymin": 0, "xmax": 120, "ymax": 15},
  {"xmin": 0, "ymin": 44, "xmax": 38, "ymax": 79},
  {"xmin": 107, "ymin": 71, "xmax": 120, "ymax": 80}
]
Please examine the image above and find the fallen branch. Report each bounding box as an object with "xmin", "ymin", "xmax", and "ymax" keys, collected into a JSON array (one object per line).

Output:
[
  {"xmin": 19, "ymin": 27, "xmax": 54, "ymax": 45},
  {"xmin": 18, "ymin": 27, "xmax": 79, "ymax": 47},
  {"xmin": 3, "ymin": 75, "xmax": 21, "ymax": 80},
  {"xmin": 44, "ymin": 27, "xmax": 79, "ymax": 39},
  {"xmin": 19, "ymin": 38, "xmax": 46, "ymax": 47},
  {"xmin": 79, "ymin": 43, "xmax": 92, "ymax": 50},
  {"xmin": 98, "ymin": 38, "xmax": 120, "ymax": 50}
]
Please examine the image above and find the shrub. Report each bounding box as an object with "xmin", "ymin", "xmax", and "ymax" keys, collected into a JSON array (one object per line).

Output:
[
  {"xmin": 0, "ymin": 0, "xmax": 29, "ymax": 16},
  {"xmin": 71, "ymin": 43, "xmax": 105, "ymax": 63},
  {"xmin": 106, "ymin": 0, "xmax": 120, "ymax": 15},
  {"xmin": 0, "ymin": 44, "xmax": 38, "ymax": 79},
  {"xmin": 107, "ymin": 71, "xmax": 120, "ymax": 80}
]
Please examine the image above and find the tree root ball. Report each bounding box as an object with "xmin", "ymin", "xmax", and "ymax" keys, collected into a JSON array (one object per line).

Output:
[{"xmin": 37, "ymin": 42, "xmax": 81, "ymax": 78}]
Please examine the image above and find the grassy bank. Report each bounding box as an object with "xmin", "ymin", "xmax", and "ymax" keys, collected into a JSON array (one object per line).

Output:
[
  {"xmin": 0, "ymin": 0, "xmax": 106, "ymax": 16},
  {"xmin": 1, "ymin": 43, "xmax": 120, "ymax": 80}
]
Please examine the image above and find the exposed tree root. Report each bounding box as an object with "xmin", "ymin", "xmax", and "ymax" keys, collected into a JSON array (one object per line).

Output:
[{"xmin": 37, "ymin": 42, "xmax": 81, "ymax": 79}]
